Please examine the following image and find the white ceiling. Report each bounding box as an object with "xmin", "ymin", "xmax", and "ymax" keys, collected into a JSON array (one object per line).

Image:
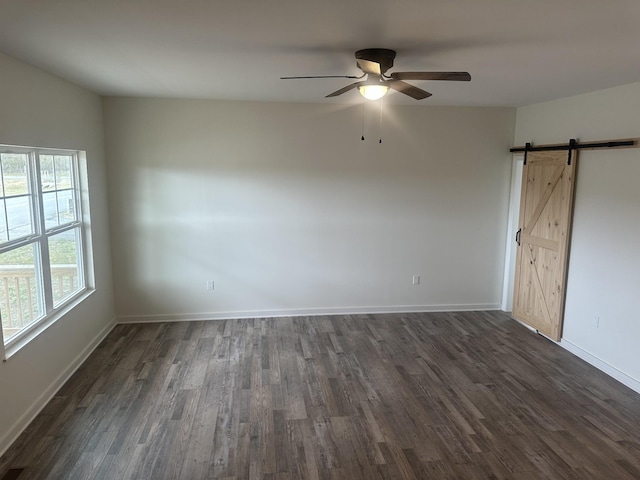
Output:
[{"xmin": 1, "ymin": 0, "xmax": 640, "ymax": 107}]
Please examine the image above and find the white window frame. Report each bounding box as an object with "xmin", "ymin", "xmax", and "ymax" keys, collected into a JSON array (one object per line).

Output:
[{"xmin": 0, "ymin": 144, "xmax": 92, "ymax": 360}]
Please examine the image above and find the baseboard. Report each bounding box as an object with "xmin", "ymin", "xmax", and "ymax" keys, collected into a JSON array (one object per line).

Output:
[
  {"xmin": 560, "ymin": 339, "xmax": 640, "ymax": 395},
  {"xmin": 116, "ymin": 303, "xmax": 502, "ymax": 324},
  {"xmin": 0, "ymin": 317, "xmax": 117, "ymax": 458}
]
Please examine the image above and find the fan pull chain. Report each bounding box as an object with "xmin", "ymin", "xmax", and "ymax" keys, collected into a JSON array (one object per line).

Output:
[
  {"xmin": 379, "ymin": 98, "xmax": 383, "ymax": 144},
  {"xmin": 361, "ymin": 103, "xmax": 365, "ymax": 141}
]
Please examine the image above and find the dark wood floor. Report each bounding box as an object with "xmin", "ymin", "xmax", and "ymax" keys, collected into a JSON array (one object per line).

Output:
[{"xmin": 2, "ymin": 311, "xmax": 640, "ymax": 479}]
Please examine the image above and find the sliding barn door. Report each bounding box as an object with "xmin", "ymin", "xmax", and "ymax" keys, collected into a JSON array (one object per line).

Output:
[{"xmin": 512, "ymin": 149, "xmax": 577, "ymax": 341}]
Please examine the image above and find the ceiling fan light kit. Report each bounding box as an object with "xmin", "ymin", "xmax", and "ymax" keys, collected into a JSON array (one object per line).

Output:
[
  {"xmin": 358, "ymin": 83, "xmax": 388, "ymax": 100},
  {"xmin": 281, "ymin": 48, "xmax": 471, "ymax": 101}
]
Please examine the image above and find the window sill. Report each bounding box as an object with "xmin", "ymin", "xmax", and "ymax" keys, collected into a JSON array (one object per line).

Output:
[{"xmin": 2, "ymin": 288, "xmax": 95, "ymax": 361}]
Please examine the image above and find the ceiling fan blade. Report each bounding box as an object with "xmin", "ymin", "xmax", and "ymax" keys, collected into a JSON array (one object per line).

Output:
[
  {"xmin": 325, "ymin": 81, "xmax": 362, "ymax": 98},
  {"xmin": 281, "ymin": 74, "xmax": 362, "ymax": 79},
  {"xmin": 356, "ymin": 59, "xmax": 382, "ymax": 75},
  {"xmin": 390, "ymin": 71, "xmax": 471, "ymax": 81},
  {"xmin": 387, "ymin": 80, "xmax": 432, "ymax": 100}
]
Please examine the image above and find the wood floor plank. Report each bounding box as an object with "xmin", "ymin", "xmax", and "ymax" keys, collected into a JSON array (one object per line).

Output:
[{"xmin": 2, "ymin": 312, "xmax": 640, "ymax": 479}]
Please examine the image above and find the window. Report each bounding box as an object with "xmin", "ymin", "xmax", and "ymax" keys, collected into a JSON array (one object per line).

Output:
[{"xmin": 0, "ymin": 145, "xmax": 89, "ymax": 352}]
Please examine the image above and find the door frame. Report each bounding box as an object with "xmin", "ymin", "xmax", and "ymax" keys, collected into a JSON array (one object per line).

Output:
[{"xmin": 501, "ymin": 154, "xmax": 524, "ymax": 312}]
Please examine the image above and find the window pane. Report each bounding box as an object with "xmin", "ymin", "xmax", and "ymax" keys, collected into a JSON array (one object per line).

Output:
[
  {"xmin": 49, "ymin": 228, "xmax": 82, "ymax": 307},
  {"xmin": 58, "ymin": 189, "xmax": 76, "ymax": 224},
  {"xmin": 43, "ymin": 191, "xmax": 59, "ymax": 229},
  {"xmin": 55, "ymin": 155, "xmax": 72, "ymax": 190},
  {"xmin": 1, "ymin": 153, "xmax": 29, "ymax": 196},
  {"xmin": 6, "ymin": 195, "xmax": 34, "ymax": 240},
  {"xmin": 0, "ymin": 243, "xmax": 43, "ymax": 342},
  {"xmin": 40, "ymin": 155, "xmax": 55, "ymax": 192}
]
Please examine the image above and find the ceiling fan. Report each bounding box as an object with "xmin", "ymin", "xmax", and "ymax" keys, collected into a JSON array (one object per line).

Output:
[{"xmin": 281, "ymin": 48, "xmax": 471, "ymax": 100}]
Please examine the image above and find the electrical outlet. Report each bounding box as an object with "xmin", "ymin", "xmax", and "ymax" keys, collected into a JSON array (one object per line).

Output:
[
  {"xmin": 206, "ymin": 280, "xmax": 215, "ymax": 291},
  {"xmin": 412, "ymin": 275, "xmax": 420, "ymax": 285}
]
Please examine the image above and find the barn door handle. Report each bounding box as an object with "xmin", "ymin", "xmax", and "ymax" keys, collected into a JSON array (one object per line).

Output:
[{"xmin": 515, "ymin": 228, "xmax": 522, "ymax": 246}]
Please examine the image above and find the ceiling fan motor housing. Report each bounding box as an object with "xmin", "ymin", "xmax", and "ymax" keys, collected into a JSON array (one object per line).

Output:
[{"xmin": 355, "ymin": 48, "xmax": 396, "ymax": 74}]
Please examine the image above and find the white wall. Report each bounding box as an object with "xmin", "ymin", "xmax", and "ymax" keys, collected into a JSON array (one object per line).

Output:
[
  {"xmin": 515, "ymin": 82, "xmax": 640, "ymax": 391},
  {"xmin": 104, "ymin": 98, "xmax": 515, "ymax": 321},
  {"xmin": 0, "ymin": 52, "xmax": 115, "ymax": 455}
]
